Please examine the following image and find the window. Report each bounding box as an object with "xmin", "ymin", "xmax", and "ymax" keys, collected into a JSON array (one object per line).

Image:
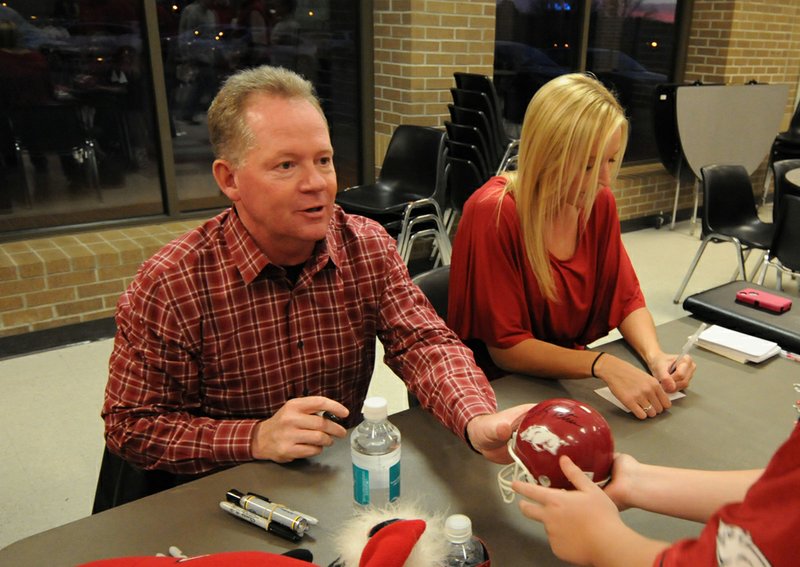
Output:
[
  {"xmin": 1, "ymin": 0, "xmax": 362, "ymax": 237},
  {"xmin": 494, "ymin": 0, "xmax": 685, "ymax": 163},
  {"xmin": 158, "ymin": 0, "xmax": 362, "ymax": 212},
  {"xmin": 0, "ymin": 1, "xmax": 163, "ymax": 232}
]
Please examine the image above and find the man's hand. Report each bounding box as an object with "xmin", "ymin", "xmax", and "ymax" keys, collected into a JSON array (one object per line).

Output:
[
  {"xmin": 466, "ymin": 404, "xmax": 535, "ymax": 463},
  {"xmin": 250, "ymin": 396, "xmax": 348, "ymax": 463}
]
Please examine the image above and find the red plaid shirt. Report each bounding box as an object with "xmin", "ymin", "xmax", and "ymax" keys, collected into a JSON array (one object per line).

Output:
[{"xmin": 103, "ymin": 206, "xmax": 496, "ymax": 474}]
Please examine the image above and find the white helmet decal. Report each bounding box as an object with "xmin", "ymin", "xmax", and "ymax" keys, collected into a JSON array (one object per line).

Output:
[{"xmin": 518, "ymin": 424, "xmax": 568, "ymax": 456}]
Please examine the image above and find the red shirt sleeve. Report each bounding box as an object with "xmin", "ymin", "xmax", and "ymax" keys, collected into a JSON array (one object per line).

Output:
[
  {"xmin": 448, "ymin": 178, "xmax": 645, "ymax": 373},
  {"xmin": 656, "ymin": 420, "xmax": 800, "ymax": 566}
]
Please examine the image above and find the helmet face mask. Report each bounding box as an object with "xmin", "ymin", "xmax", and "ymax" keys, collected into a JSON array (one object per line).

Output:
[{"xmin": 497, "ymin": 399, "xmax": 614, "ymax": 503}]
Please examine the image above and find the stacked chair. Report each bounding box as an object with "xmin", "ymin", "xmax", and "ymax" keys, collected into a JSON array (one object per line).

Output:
[
  {"xmin": 441, "ymin": 72, "xmax": 521, "ymax": 234},
  {"xmin": 761, "ymin": 100, "xmax": 800, "ymax": 206},
  {"xmin": 451, "ymin": 72, "xmax": 519, "ymax": 174},
  {"xmin": 335, "ymin": 125, "xmax": 451, "ymax": 266},
  {"xmin": 757, "ymin": 193, "xmax": 800, "ymax": 291}
]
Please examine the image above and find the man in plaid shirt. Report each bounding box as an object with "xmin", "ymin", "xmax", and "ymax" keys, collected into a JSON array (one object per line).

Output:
[{"xmin": 99, "ymin": 66, "xmax": 530, "ymax": 494}]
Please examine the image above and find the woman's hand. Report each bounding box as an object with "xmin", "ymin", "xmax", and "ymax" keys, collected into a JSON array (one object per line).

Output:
[
  {"xmin": 649, "ymin": 351, "xmax": 696, "ymax": 393},
  {"xmin": 593, "ymin": 353, "xmax": 671, "ymax": 419}
]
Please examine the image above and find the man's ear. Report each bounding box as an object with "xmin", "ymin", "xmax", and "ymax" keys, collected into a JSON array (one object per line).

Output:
[{"xmin": 212, "ymin": 159, "xmax": 239, "ymax": 201}]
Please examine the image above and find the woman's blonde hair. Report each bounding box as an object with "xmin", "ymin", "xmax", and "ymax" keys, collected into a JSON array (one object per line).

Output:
[
  {"xmin": 501, "ymin": 73, "xmax": 628, "ymax": 301},
  {"xmin": 207, "ymin": 65, "xmax": 326, "ymax": 167}
]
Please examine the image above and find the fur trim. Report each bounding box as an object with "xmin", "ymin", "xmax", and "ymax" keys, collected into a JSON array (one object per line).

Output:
[{"xmin": 333, "ymin": 501, "xmax": 449, "ymax": 566}]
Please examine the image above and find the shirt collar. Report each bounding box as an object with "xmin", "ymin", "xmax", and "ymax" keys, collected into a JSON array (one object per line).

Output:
[{"xmin": 223, "ymin": 206, "xmax": 342, "ymax": 284}]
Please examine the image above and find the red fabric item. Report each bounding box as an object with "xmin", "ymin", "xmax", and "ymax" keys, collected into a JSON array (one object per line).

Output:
[
  {"xmin": 448, "ymin": 177, "xmax": 645, "ymax": 378},
  {"xmin": 656, "ymin": 419, "xmax": 800, "ymax": 567},
  {"xmin": 103, "ymin": 206, "xmax": 495, "ymax": 474},
  {"xmin": 359, "ymin": 519, "xmax": 426, "ymax": 567},
  {"xmin": 79, "ymin": 551, "xmax": 309, "ymax": 566}
]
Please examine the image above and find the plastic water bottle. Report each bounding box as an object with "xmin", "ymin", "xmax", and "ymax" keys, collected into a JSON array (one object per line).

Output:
[
  {"xmin": 351, "ymin": 396, "xmax": 401, "ymax": 506},
  {"xmin": 444, "ymin": 514, "xmax": 486, "ymax": 567}
]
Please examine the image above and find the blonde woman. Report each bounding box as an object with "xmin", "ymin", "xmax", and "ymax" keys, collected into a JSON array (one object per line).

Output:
[{"xmin": 448, "ymin": 73, "xmax": 695, "ymax": 419}]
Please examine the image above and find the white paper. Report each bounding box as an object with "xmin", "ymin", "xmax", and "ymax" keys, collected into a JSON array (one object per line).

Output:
[
  {"xmin": 697, "ymin": 325, "xmax": 779, "ymax": 362},
  {"xmin": 594, "ymin": 386, "xmax": 686, "ymax": 413}
]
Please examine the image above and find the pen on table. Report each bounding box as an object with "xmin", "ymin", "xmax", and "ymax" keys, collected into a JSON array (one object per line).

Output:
[
  {"xmin": 227, "ymin": 488, "xmax": 318, "ymax": 528},
  {"xmin": 219, "ymin": 501, "xmax": 302, "ymax": 542},
  {"xmin": 669, "ymin": 322, "xmax": 708, "ymax": 374}
]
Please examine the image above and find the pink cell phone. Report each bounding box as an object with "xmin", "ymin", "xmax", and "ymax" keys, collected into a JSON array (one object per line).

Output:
[{"xmin": 735, "ymin": 288, "xmax": 792, "ymax": 314}]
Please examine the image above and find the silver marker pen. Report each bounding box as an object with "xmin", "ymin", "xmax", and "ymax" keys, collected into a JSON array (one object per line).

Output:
[
  {"xmin": 219, "ymin": 501, "xmax": 301, "ymax": 542},
  {"xmin": 226, "ymin": 489, "xmax": 310, "ymax": 536}
]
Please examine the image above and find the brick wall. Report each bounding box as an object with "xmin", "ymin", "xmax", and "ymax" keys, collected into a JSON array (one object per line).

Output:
[
  {"xmin": 0, "ymin": 221, "xmax": 197, "ymax": 338},
  {"xmin": 686, "ymin": 0, "xmax": 800, "ymax": 121},
  {"xmin": 372, "ymin": 0, "xmax": 495, "ymax": 172}
]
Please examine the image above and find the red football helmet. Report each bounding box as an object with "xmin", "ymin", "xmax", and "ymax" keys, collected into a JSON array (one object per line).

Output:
[{"xmin": 498, "ymin": 398, "xmax": 614, "ymax": 502}]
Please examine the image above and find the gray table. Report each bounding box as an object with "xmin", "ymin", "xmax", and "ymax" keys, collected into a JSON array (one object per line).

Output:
[{"xmin": 2, "ymin": 318, "xmax": 797, "ymax": 566}]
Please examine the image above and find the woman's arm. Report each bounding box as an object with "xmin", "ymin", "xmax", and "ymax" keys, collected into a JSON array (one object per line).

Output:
[
  {"xmin": 488, "ymin": 338, "xmax": 671, "ymax": 419},
  {"xmin": 618, "ymin": 307, "xmax": 696, "ymax": 392}
]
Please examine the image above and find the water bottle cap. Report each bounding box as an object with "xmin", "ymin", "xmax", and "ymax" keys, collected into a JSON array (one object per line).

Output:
[
  {"xmin": 362, "ymin": 396, "xmax": 388, "ymax": 421},
  {"xmin": 444, "ymin": 514, "xmax": 473, "ymax": 543}
]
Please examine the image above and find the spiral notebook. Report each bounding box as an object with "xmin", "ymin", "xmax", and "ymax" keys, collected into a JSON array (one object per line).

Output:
[{"xmin": 696, "ymin": 325, "xmax": 781, "ymax": 364}]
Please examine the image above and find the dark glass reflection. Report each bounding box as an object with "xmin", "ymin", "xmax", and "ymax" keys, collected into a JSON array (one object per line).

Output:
[
  {"xmin": 494, "ymin": 0, "xmax": 577, "ymax": 137},
  {"xmin": 0, "ymin": 1, "xmax": 163, "ymax": 233},
  {"xmin": 494, "ymin": 0, "xmax": 680, "ymax": 163},
  {"xmin": 157, "ymin": 0, "xmax": 361, "ymax": 211},
  {"xmin": 586, "ymin": 1, "xmax": 677, "ymax": 162}
]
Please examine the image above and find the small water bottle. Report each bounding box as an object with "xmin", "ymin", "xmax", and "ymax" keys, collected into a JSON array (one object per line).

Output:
[
  {"xmin": 444, "ymin": 514, "xmax": 486, "ymax": 567},
  {"xmin": 351, "ymin": 396, "xmax": 401, "ymax": 506}
]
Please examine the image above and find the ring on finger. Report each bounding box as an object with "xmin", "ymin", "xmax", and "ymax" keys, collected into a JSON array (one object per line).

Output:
[{"xmin": 642, "ymin": 404, "xmax": 654, "ymax": 412}]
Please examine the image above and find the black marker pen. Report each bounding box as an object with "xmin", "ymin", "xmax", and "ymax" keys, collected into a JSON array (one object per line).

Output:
[
  {"xmin": 227, "ymin": 489, "xmax": 312, "ymax": 536},
  {"xmin": 316, "ymin": 410, "xmax": 344, "ymax": 426}
]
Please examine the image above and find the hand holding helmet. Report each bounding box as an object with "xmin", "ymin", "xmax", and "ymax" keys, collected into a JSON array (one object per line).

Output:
[{"xmin": 498, "ymin": 398, "xmax": 614, "ymax": 502}]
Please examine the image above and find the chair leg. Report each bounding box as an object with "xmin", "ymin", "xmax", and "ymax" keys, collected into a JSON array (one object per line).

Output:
[
  {"xmin": 690, "ymin": 178, "xmax": 700, "ymax": 237},
  {"xmin": 761, "ymin": 159, "xmax": 773, "ymax": 208},
  {"xmin": 731, "ymin": 242, "xmax": 749, "ymax": 281},
  {"xmin": 756, "ymin": 257, "xmax": 769, "ymax": 286},
  {"xmin": 669, "ymin": 174, "xmax": 681, "ymax": 230},
  {"xmin": 673, "ymin": 235, "xmax": 712, "ymax": 303}
]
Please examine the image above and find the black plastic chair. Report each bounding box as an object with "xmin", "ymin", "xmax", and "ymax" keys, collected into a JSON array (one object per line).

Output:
[
  {"xmin": 10, "ymin": 102, "xmax": 103, "ymax": 207},
  {"xmin": 762, "ymin": 100, "xmax": 800, "ymax": 206},
  {"xmin": 770, "ymin": 158, "xmax": 800, "ymax": 222},
  {"xmin": 411, "ymin": 264, "xmax": 451, "ymax": 321},
  {"xmin": 451, "ymin": 85, "xmax": 519, "ymax": 174},
  {"xmin": 92, "ymin": 447, "xmax": 189, "ymax": 514},
  {"xmin": 445, "ymin": 139, "xmax": 489, "ymax": 182},
  {"xmin": 757, "ymin": 193, "xmax": 800, "ymax": 291},
  {"xmin": 335, "ymin": 125, "xmax": 450, "ymax": 264},
  {"xmin": 444, "ymin": 155, "xmax": 484, "ymax": 225},
  {"xmin": 448, "ymin": 104, "xmax": 500, "ymax": 167},
  {"xmin": 444, "ymin": 121, "xmax": 493, "ymax": 177},
  {"xmin": 673, "ymin": 164, "xmax": 774, "ymax": 303},
  {"xmin": 408, "ymin": 265, "xmax": 451, "ymax": 408}
]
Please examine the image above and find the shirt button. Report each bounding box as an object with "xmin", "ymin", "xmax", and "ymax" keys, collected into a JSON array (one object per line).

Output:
[{"xmin": 297, "ymin": 340, "xmax": 304, "ymax": 349}]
